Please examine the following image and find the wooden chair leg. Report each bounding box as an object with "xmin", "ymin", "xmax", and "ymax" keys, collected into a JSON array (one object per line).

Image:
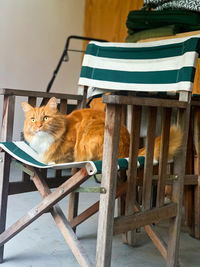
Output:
[
  {"xmin": 68, "ymin": 168, "xmax": 79, "ymax": 232},
  {"xmin": 167, "ymin": 105, "xmax": 191, "ymax": 267},
  {"xmin": 192, "ymin": 108, "xmax": 200, "ymax": 238},
  {"xmin": 194, "ymin": 159, "xmax": 200, "ymax": 239},
  {"xmin": 0, "ymin": 153, "xmax": 11, "ymax": 263},
  {"xmin": 68, "ymin": 192, "xmax": 79, "ymax": 232},
  {"xmin": 30, "ymin": 167, "xmax": 93, "ymax": 267},
  {"xmin": 0, "ymin": 167, "xmax": 89, "ymax": 249},
  {"xmin": 117, "ymin": 171, "xmax": 127, "ymax": 244},
  {"xmin": 184, "ymin": 112, "xmax": 194, "ymax": 230},
  {"xmin": 96, "ymin": 104, "xmax": 122, "ymax": 267},
  {"xmin": 124, "ymin": 105, "xmax": 142, "ymax": 246}
]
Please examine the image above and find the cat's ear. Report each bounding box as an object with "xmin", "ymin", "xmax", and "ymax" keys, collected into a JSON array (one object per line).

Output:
[
  {"xmin": 46, "ymin": 97, "xmax": 58, "ymax": 111},
  {"xmin": 21, "ymin": 102, "xmax": 33, "ymax": 113}
]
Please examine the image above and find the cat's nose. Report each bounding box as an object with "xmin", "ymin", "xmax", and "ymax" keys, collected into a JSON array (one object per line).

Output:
[{"xmin": 36, "ymin": 122, "xmax": 42, "ymax": 128}]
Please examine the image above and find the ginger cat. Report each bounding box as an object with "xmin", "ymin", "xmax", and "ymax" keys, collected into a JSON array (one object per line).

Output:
[
  {"xmin": 22, "ymin": 97, "xmax": 129, "ymax": 163},
  {"xmin": 22, "ymin": 97, "xmax": 182, "ymax": 164}
]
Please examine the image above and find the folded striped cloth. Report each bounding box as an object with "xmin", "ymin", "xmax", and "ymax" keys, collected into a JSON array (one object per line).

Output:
[{"xmin": 0, "ymin": 141, "xmax": 145, "ymax": 176}]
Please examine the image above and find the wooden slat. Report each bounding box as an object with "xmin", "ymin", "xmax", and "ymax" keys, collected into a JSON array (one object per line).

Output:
[
  {"xmin": 78, "ymin": 86, "xmax": 87, "ymax": 109},
  {"xmin": 145, "ymin": 225, "xmax": 168, "ymax": 259},
  {"xmin": 142, "ymin": 107, "xmax": 157, "ymax": 211},
  {"xmin": 114, "ymin": 203, "xmax": 177, "ymax": 235},
  {"xmin": 68, "ymin": 192, "xmax": 79, "ymax": 231},
  {"xmin": 103, "ymin": 95, "xmax": 188, "ymax": 109},
  {"xmin": 0, "ymin": 88, "xmax": 82, "ymax": 101},
  {"xmin": 59, "ymin": 99, "xmax": 67, "ymax": 114},
  {"xmin": 68, "ymin": 168, "xmax": 79, "ymax": 232},
  {"xmin": 0, "ymin": 167, "xmax": 89, "ymax": 247},
  {"xmin": 56, "ymin": 98, "xmax": 67, "ymax": 180},
  {"xmin": 167, "ymin": 103, "xmax": 191, "ymax": 267},
  {"xmin": 0, "ymin": 153, "xmax": 11, "ymax": 263},
  {"xmin": 0, "ymin": 95, "xmax": 15, "ymax": 263},
  {"xmin": 194, "ymin": 162, "xmax": 200, "ymax": 239},
  {"xmin": 54, "ymin": 169, "xmax": 62, "ymax": 179},
  {"xmin": 95, "ymin": 103, "xmax": 122, "ymax": 267},
  {"xmin": 184, "ymin": 113, "xmax": 194, "ymax": 228},
  {"xmin": 125, "ymin": 105, "xmax": 142, "ymax": 245},
  {"xmin": 0, "ymin": 95, "xmax": 15, "ymax": 142},
  {"xmin": 191, "ymin": 99, "xmax": 200, "ymax": 107},
  {"xmin": 28, "ymin": 96, "xmax": 37, "ymax": 107},
  {"xmin": 183, "ymin": 175, "xmax": 198, "ymax": 185},
  {"xmin": 193, "ymin": 109, "xmax": 200, "ymax": 238},
  {"xmin": 8, "ymin": 176, "xmax": 71, "ymax": 195},
  {"xmin": 133, "ymin": 204, "xmax": 168, "ymax": 259},
  {"xmin": 23, "ymin": 96, "xmax": 35, "ymax": 183},
  {"xmin": 154, "ymin": 175, "xmax": 198, "ymax": 186},
  {"xmin": 31, "ymin": 168, "xmax": 93, "ymax": 267},
  {"xmin": 157, "ymin": 108, "xmax": 171, "ymax": 207},
  {"xmin": 69, "ymin": 172, "xmax": 199, "ymax": 229}
]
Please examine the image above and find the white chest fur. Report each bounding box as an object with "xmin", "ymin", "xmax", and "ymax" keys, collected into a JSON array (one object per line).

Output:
[{"xmin": 29, "ymin": 132, "xmax": 54, "ymax": 159}]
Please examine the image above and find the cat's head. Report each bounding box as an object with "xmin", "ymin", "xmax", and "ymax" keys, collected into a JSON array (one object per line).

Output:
[{"xmin": 22, "ymin": 97, "xmax": 66, "ymax": 142}]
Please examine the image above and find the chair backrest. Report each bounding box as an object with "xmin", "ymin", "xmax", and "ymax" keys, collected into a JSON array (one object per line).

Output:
[
  {"xmin": 0, "ymin": 89, "xmax": 86, "ymax": 193},
  {"xmin": 0, "ymin": 89, "xmax": 84, "ymax": 143},
  {"xmin": 79, "ymin": 35, "xmax": 200, "ymax": 99}
]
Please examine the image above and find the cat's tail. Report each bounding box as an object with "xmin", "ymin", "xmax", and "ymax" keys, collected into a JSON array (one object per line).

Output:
[{"xmin": 138, "ymin": 125, "xmax": 183, "ymax": 162}]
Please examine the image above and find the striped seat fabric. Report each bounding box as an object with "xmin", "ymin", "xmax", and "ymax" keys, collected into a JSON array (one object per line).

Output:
[
  {"xmin": 0, "ymin": 141, "xmax": 145, "ymax": 176},
  {"xmin": 79, "ymin": 36, "xmax": 200, "ymax": 98}
]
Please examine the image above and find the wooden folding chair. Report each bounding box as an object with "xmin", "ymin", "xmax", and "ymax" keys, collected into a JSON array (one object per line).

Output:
[
  {"xmin": 0, "ymin": 89, "xmax": 92, "ymax": 265},
  {"xmin": 78, "ymin": 35, "xmax": 200, "ymax": 266},
  {"xmin": 0, "ymin": 89, "xmax": 136, "ymax": 266}
]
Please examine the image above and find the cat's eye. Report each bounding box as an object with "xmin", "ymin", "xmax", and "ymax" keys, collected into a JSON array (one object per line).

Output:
[
  {"xmin": 31, "ymin": 118, "xmax": 35, "ymax": 122},
  {"xmin": 44, "ymin": 116, "xmax": 49, "ymax": 121}
]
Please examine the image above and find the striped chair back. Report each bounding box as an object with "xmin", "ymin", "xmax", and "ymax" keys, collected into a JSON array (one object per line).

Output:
[{"xmin": 79, "ymin": 36, "xmax": 200, "ymax": 98}]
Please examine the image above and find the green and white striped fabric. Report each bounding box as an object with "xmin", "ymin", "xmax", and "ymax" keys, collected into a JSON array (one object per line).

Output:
[
  {"xmin": 0, "ymin": 141, "xmax": 145, "ymax": 176},
  {"xmin": 79, "ymin": 36, "xmax": 200, "ymax": 98}
]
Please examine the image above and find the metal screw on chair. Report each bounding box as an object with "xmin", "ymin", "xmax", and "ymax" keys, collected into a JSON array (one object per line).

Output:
[
  {"xmin": 59, "ymin": 187, "xmax": 64, "ymax": 194},
  {"xmin": 100, "ymin": 187, "xmax": 107, "ymax": 194}
]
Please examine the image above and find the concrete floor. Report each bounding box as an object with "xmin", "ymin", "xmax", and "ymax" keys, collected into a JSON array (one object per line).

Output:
[{"xmin": 1, "ymin": 168, "xmax": 200, "ymax": 267}]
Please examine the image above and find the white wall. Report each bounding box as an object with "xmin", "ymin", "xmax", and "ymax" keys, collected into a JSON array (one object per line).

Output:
[{"xmin": 0, "ymin": 0, "xmax": 85, "ymax": 140}]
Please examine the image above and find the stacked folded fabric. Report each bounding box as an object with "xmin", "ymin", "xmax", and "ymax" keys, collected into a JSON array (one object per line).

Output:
[
  {"xmin": 126, "ymin": 8, "xmax": 200, "ymax": 42},
  {"xmin": 144, "ymin": 0, "xmax": 200, "ymax": 12}
]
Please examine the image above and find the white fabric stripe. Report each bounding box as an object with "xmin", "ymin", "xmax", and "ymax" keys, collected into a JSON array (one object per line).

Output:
[
  {"xmin": 14, "ymin": 141, "xmax": 42, "ymax": 162},
  {"xmin": 89, "ymin": 34, "xmax": 200, "ymax": 48},
  {"xmin": 79, "ymin": 78, "xmax": 193, "ymax": 93},
  {"xmin": 82, "ymin": 52, "xmax": 198, "ymax": 72},
  {"xmin": 124, "ymin": 157, "xmax": 158, "ymax": 167}
]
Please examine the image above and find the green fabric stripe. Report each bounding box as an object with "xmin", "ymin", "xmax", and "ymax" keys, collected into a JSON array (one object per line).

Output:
[
  {"xmin": 80, "ymin": 66, "xmax": 196, "ymax": 84},
  {"xmin": 1, "ymin": 142, "xmax": 47, "ymax": 167},
  {"xmin": 85, "ymin": 38, "xmax": 200, "ymax": 60},
  {"xmin": 93, "ymin": 160, "xmax": 103, "ymax": 174},
  {"xmin": 138, "ymin": 156, "xmax": 145, "ymax": 167},
  {"xmin": 93, "ymin": 157, "xmax": 145, "ymax": 174},
  {"xmin": 118, "ymin": 158, "xmax": 129, "ymax": 170}
]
